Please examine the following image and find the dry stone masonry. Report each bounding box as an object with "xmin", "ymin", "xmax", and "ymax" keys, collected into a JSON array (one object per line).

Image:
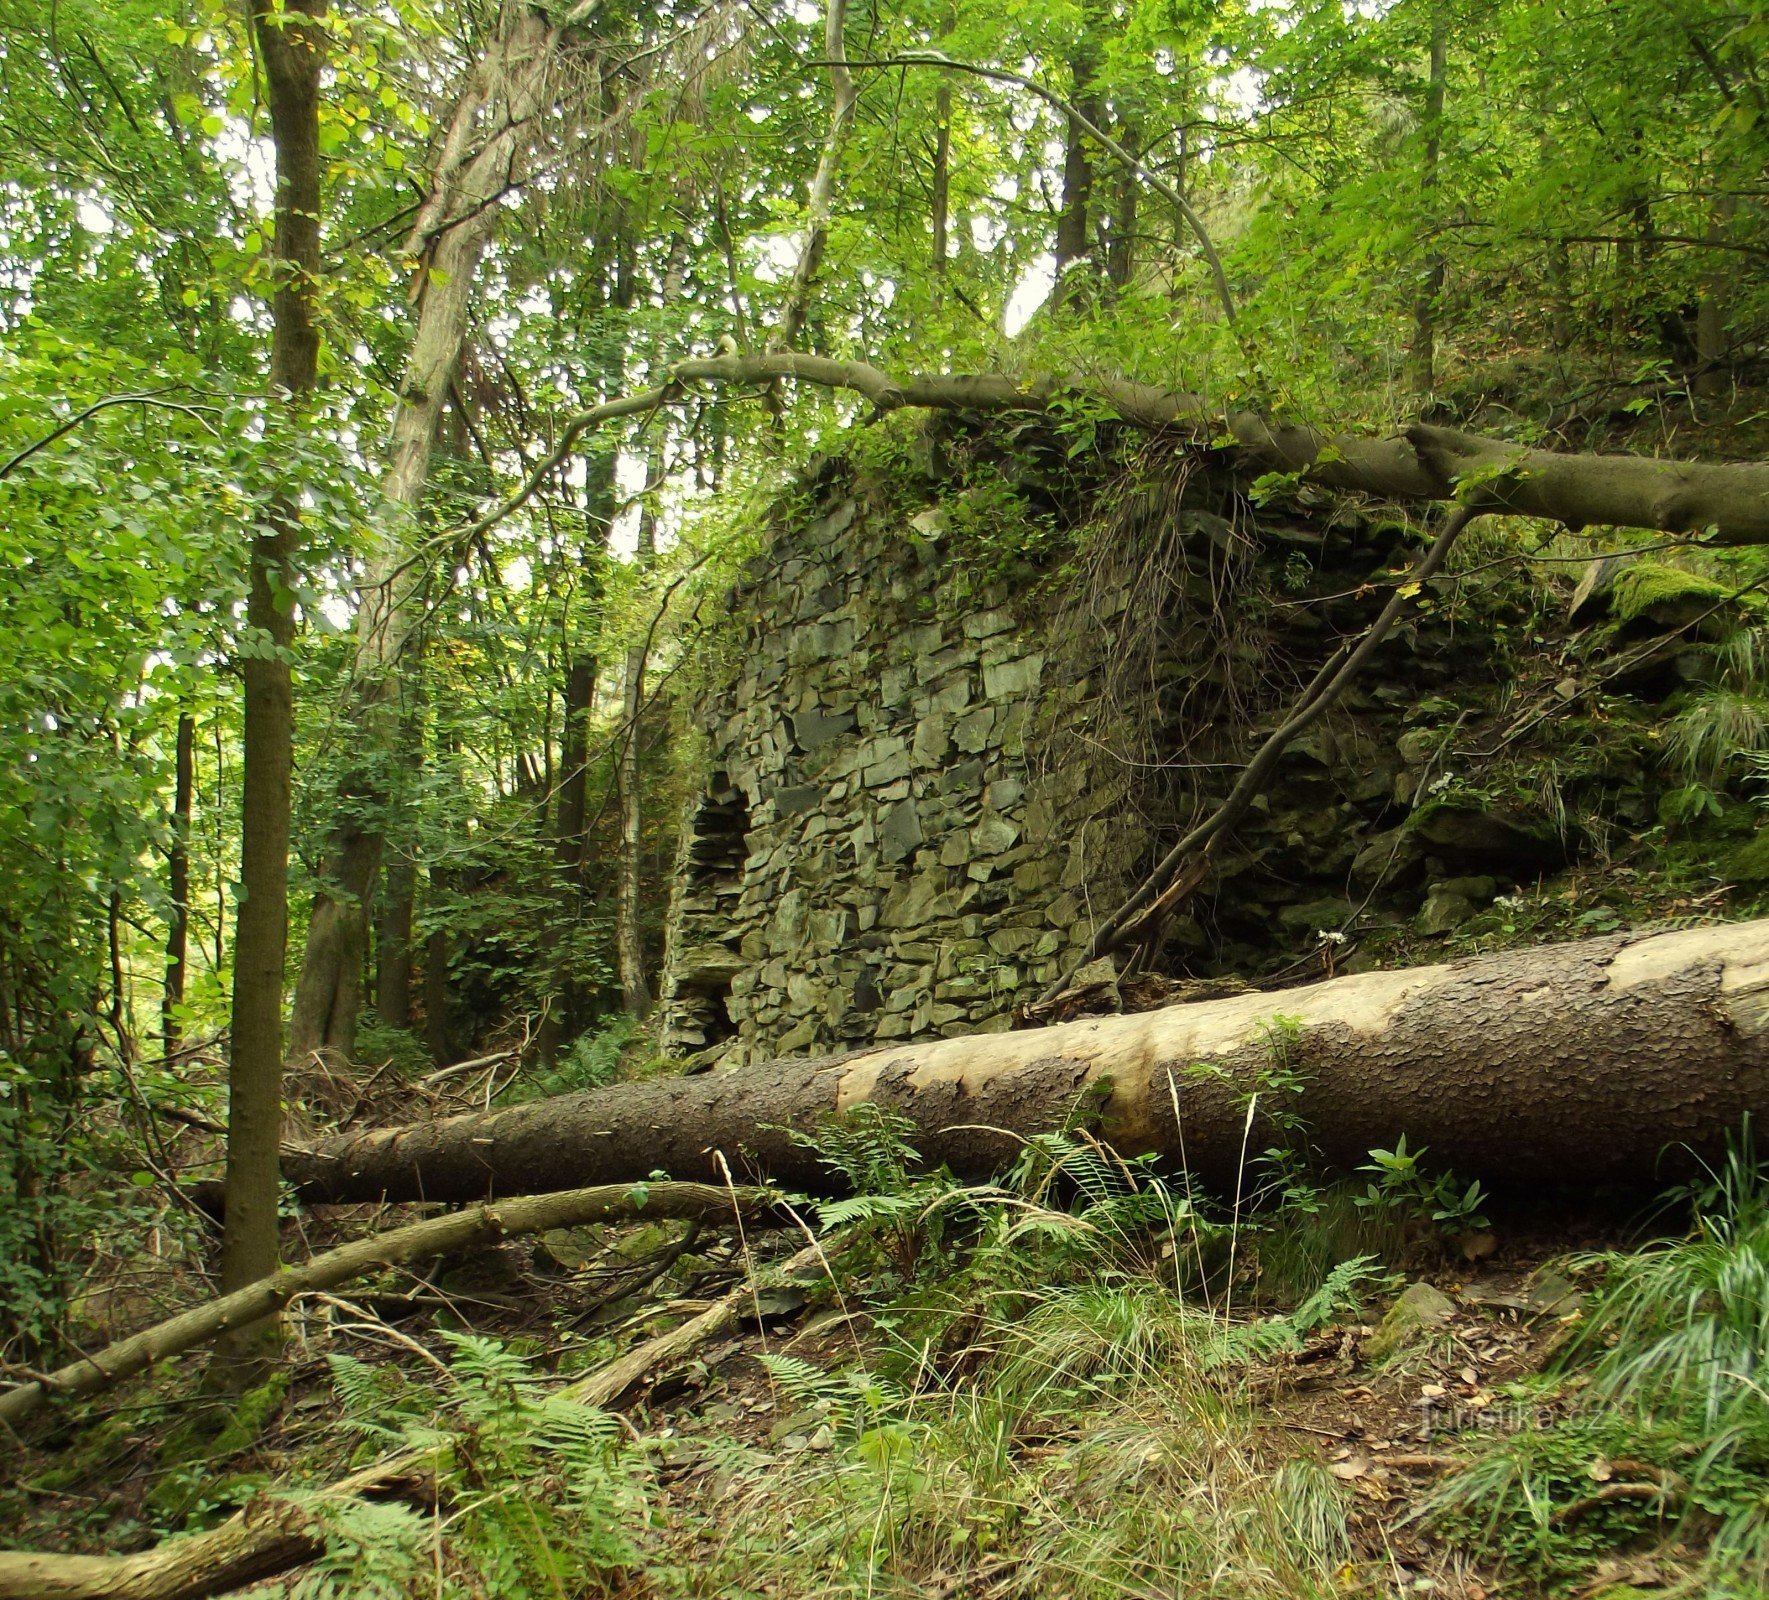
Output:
[
  {"xmin": 659, "ymin": 486, "xmax": 1145, "ymax": 1064},
  {"xmin": 658, "ymin": 433, "xmax": 1754, "ymax": 1066}
]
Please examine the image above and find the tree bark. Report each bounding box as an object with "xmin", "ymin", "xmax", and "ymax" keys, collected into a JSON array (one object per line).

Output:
[
  {"xmin": 374, "ymin": 849, "xmax": 416, "ymax": 1029},
  {"xmin": 771, "ymin": 0, "xmax": 857, "ymax": 353},
  {"xmin": 614, "ymin": 464, "xmax": 658, "ymax": 1018},
  {"xmin": 218, "ymin": 0, "xmax": 328, "ymax": 1379},
  {"xmin": 1051, "ymin": 35, "xmax": 1100, "ymax": 309},
  {"xmin": 1695, "ymin": 190, "xmax": 1738, "ymax": 398},
  {"xmin": 931, "ymin": 80, "xmax": 951, "ymax": 274},
  {"xmin": 161, "ymin": 711, "xmax": 194, "ymax": 1060},
  {"xmin": 276, "ymin": 919, "xmax": 1769, "ymax": 1206},
  {"xmin": 0, "ymin": 1182, "xmax": 776, "ymax": 1430},
  {"xmin": 1409, "ymin": 1, "xmax": 1447, "ymax": 395}
]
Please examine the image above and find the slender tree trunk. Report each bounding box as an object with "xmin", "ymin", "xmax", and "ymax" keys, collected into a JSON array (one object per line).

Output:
[
  {"xmin": 0, "ymin": 1183, "xmax": 775, "ymax": 1430},
  {"xmin": 220, "ymin": 0, "xmax": 327, "ymax": 1378},
  {"xmin": 161, "ymin": 711, "xmax": 194, "ymax": 1059},
  {"xmin": 1051, "ymin": 39, "xmax": 1099, "ymax": 309},
  {"xmin": 931, "ymin": 83, "xmax": 951, "ymax": 274},
  {"xmin": 288, "ymin": 8, "xmax": 566, "ymax": 1068},
  {"xmin": 533, "ymin": 500, "xmax": 606, "ymax": 1062},
  {"xmin": 615, "ymin": 479, "xmax": 656, "ymax": 1019},
  {"xmin": 1410, "ymin": 1, "xmax": 1447, "ymax": 395},
  {"xmin": 279, "ymin": 920, "xmax": 1769, "ymax": 1206},
  {"xmin": 1106, "ymin": 107, "xmax": 1140, "ymax": 291},
  {"xmin": 374, "ymin": 851, "xmax": 415, "ymax": 1028},
  {"xmin": 420, "ymin": 843, "xmax": 456, "ymax": 1066},
  {"xmin": 1695, "ymin": 190, "xmax": 1737, "ymax": 397},
  {"xmin": 772, "ymin": 0, "xmax": 856, "ymax": 352}
]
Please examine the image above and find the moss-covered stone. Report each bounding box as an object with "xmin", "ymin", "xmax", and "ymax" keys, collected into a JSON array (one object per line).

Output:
[
  {"xmin": 1727, "ymin": 827, "xmax": 1769, "ymax": 884},
  {"xmin": 1610, "ymin": 561, "xmax": 1733, "ymax": 630}
]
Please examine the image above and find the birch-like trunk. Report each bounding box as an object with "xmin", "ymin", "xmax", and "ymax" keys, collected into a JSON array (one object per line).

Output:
[{"xmin": 288, "ymin": 9, "xmax": 568, "ymax": 1067}]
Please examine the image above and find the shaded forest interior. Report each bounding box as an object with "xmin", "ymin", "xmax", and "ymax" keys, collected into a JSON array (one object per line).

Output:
[{"xmin": 5, "ymin": 0, "xmax": 1769, "ymax": 1594}]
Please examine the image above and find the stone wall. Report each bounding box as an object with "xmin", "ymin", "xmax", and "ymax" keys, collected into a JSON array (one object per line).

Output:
[
  {"xmin": 658, "ymin": 482, "xmax": 1144, "ymax": 1064},
  {"xmin": 657, "ymin": 432, "xmax": 1734, "ymax": 1067}
]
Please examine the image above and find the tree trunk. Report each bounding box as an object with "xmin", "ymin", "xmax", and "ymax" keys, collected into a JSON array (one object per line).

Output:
[
  {"xmin": 1051, "ymin": 37, "xmax": 1100, "ymax": 309},
  {"xmin": 931, "ymin": 81, "xmax": 951, "ymax": 274},
  {"xmin": 1106, "ymin": 108, "xmax": 1139, "ymax": 291},
  {"xmin": 279, "ymin": 920, "xmax": 1769, "ymax": 1206},
  {"xmin": 615, "ymin": 644, "xmax": 650, "ymax": 1017},
  {"xmin": 218, "ymin": 0, "xmax": 327, "ymax": 1379},
  {"xmin": 161, "ymin": 711, "xmax": 194, "ymax": 1059},
  {"xmin": 288, "ymin": 7, "xmax": 566, "ymax": 1069},
  {"xmin": 771, "ymin": 0, "xmax": 856, "ymax": 353},
  {"xmin": 374, "ymin": 849, "xmax": 415, "ymax": 1028},
  {"xmin": 1409, "ymin": 1, "xmax": 1447, "ymax": 395},
  {"xmin": 1695, "ymin": 190, "xmax": 1737, "ymax": 398},
  {"xmin": 614, "ymin": 454, "xmax": 659, "ymax": 1021}
]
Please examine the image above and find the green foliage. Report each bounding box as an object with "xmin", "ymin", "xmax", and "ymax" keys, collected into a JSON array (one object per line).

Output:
[
  {"xmin": 1355, "ymin": 1133, "xmax": 1491, "ymax": 1234},
  {"xmin": 296, "ymin": 1332, "xmax": 646, "ymax": 1599},
  {"xmin": 1431, "ymin": 1129, "xmax": 1769, "ymax": 1594},
  {"xmin": 1665, "ymin": 690, "xmax": 1769, "ymax": 789},
  {"xmin": 504, "ymin": 1015, "xmax": 638, "ymax": 1105}
]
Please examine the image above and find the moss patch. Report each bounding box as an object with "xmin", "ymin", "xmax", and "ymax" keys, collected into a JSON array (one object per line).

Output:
[
  {"xmin": 1610, "ymin": 561, "xmax": 1733, "ymax": 626},
  {"xmin": 1726, "ymin": 826, "xmax": 1769, "ymax": 884}
]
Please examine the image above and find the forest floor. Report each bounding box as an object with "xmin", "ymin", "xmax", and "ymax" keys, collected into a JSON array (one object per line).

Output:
[{"xmin": 4, "ymin": 1173, "xmax": 1749, "ymax": 1600}]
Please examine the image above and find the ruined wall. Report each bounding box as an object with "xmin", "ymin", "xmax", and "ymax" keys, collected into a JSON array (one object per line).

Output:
[
  {"xmin": 658, "ymin": 477, "xmax": 1146, "ymax": 1065},
  {"xmin": 657, "ymin": 429, "xmax": 1733, "ymax": 1067}
]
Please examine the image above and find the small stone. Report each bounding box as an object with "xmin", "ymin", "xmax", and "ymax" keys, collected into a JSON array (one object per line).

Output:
[
  {"xmin": 962, "ymin": 608, "xmax": 1014, "ymax": 640},
  {"xmin": 1416, "ymin": 889, "xmax": 1477, "ymax": 935},
  {"xmin": 788, "ymin": 706, "xmax": 856, "ymax": 752},
  {"xmin": 984, "ymin": 777, "xmax": 1025, "ymax": 810},
  {"xmin": 862, "ymin": 747, "xmax": 912, "ymax": 787},
  {"xmin": 971, "ymin": 812, "xmax": 1021, "ymax": 855},
  {"xmin": 953, "ymin": 707, "xmax": 995, "ymax": 754},
  {"xmin": 982, "ymin": 653, "xmax": 1044, "ymax": 699},
  {"xmin": 879, "ymin": 800, "xmax": 924, "ymax": 863},
  {"xmin": 1366, "ymin": 1281, "xmax": 1457, "ymax": 1361}
]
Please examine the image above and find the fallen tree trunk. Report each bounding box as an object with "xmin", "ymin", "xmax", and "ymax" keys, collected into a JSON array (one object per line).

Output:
[
  {"xmin": 466, "ymin": 352, "xmax": 1769, "ymax": 548},
  {"xmin": 280, "ymin": 920, "xmax": 1769, "ymax": 1205},
  {"xmin": 0, "ymin": 1240, "xmax": 826, "ymax": 1600},
  {"xmin": 0, "ymin": 1182, "xmax": 773, "ymax": 1433}
]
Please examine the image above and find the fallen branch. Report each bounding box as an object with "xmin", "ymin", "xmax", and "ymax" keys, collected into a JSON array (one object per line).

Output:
[
  {"xmin": 0, "ymin": 1181, "xmax": 776, "ymax": 1432},
  {"xmin": 0, "ymin": 1238, "xmax": 827, "ymax": 1600}
]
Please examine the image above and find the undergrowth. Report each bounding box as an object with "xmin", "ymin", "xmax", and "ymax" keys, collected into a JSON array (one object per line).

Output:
[
  {"xmin": 60, "ymin": 1110, "xmax": 1769, "ymax": 1600},
  {"xmin": 1428, "ymin": 1127, "xmax": 1769, "ymax": 1597}
]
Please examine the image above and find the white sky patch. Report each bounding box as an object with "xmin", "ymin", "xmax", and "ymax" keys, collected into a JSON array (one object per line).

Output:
[
  {"xmin": 76, "ymin": 197, "xmax": 114, "ymax": 235},
  {"xmin": 607, "ymin": 450, "xmax": 652, "ymax": 559},
  {"xmin": 212, "ymin": 122, "xmax": 277, "ymax": 215},
  {"xmin": 1004, "ymin": 255, "xmax": 1054, "ymax": 336},
  {"xmin": 751, "ymin": 232, "xmax": 800, "ymax": 285}
]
